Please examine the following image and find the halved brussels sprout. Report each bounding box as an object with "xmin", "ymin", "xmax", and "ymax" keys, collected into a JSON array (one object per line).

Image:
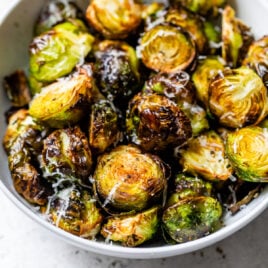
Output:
[
  {"xmin": 138, "ymin": 24, "xmax": 196, "ymax": 73},
  {"xmin": 243, "ymin": 36, "xmax": 268, "ymax": 87},
  {"xmin": 126, "ymin": 93, "xmax": 192, "ymax": 152},
  {"xmin": 165, "ymin": 7, "xmax": 208, "ymax": 53},
  {"xmin": 169, "ymin": 0, "xmax": 226, "ymax": 17},
  {"xmin": 34, "ymin": 0, "xmax": 84, "ymax": 35},
  {"xmin": 226, "ymin": 126, "xmax": 268, "ymax": 182},
  {"xmin": 101, "ymin": 206, "xmax": 159, "ymax": 247},
  {"xmin": 29, "ymin": 74, "xmax": 94, "ymax": 128},
  {"xmin": 167, "ymin": 173, "xmax": 213, "ymax": 207},
  {"xmin": 86, "ymin": 0, "xmax": 142, "ymax": 39},
  {"xmin": 192, "ymin": 56, "xmax": 225, "ymax": 109},
  {"xmin": 29, "ymin": 19, "xmax": 94, "ymax": 86},
  {"xmin": 94, "ymin": 145, "xmax": 167, "ymax": 212},
  {"xmin": 46, "ymin": 186, "xmax": 103, "ymax": 238},
  {"xmin": 3, "ymin": 70, "xmax": 31, "ymax": 107},
  {"xmin": 209, "ymin": 66, "xmax": 268, "ymax": 128},
  {"xmin": 162, "ymin": 196, "xmax": 222, "ymax": 243},
  {"xmin": 179, "ymin": 131, "xmax": 233, "ymax": 181},
  {"xmin": 41, "ymin": 126, "xmax": 93, "ymax": 184},
  {"xmin": 93, "ymin": 40, "xmax": 140, "ymax": 102},
  {"xmin": 89, "ymin": 99, "xmax": 121, "ymax": 154},
  {"xmin": 3, "ymin": 109, "xmax": 52, "ymax": 205},
  {"xmin": 222, "ymin": 5, "xmax": 253, "ymax": 67}
]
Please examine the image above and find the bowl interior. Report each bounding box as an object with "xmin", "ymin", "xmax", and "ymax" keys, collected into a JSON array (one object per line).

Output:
[{"xmin": 0, "ymin": 0, "xmax": 268, "ymax": 259}]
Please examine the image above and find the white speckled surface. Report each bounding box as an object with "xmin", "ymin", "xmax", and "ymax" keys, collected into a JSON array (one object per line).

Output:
[{"xmin": 1, "ymin": 190, "xmax": 268, "ymax": 267}]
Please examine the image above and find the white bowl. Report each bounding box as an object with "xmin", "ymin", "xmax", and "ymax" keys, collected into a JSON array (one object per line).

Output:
[{"xmin": 1, "ymin": 0, "xmax": 268, "ymax": 259}]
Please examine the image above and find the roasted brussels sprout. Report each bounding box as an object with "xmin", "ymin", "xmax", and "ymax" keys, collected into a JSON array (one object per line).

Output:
[
  {"xmin": 86, "ymin": 0, "xmax": 142, "ymax": 39},
  {"xmin": 138, "ymin": 24, "xmax": 196, "ymax": 73},
  {"xmin": 94, "ymin": 145, "xmax": 167, "ymax": 212},
  {"xmin": 93, "ymin": 40, "xmax": 140, "ymax": 102},
  {"xmin": 162, "ymin": 196, "xmax": 222, "ymax": 243},
  {"xmin": 29, "ymin": 74, "xmax": 94, "ymax": 128},
  {"xmin": 226, "ymin": 126, "xmax": 268, "ymax": 182},
  {"xmin": 208, "ymin": 66, "xmax": 268, "ymax": 128},
  {"xmin": 46, "ymin": 186, "xmax": 103, "ymax": 238},
  {"xmin": 3, "ymin": 109, "xmax": 51, "ymax": 205},
  {"xmin": 167, "ymin": 173, "xmax": 213, "ymax": 207},
  {"xmin": 101, "ymin": 206, "xmax": 159, "ymax": 247},
  {"xmin": 242, "ymin": 36, "xmax": 268, "ymax": 87},
  {"xmin": 169, "ymin": 0, "xmax": 226, "ymax": 17},
  {"xmin": 179, "ymin": 131, "xmax": 233, "ymax": 181},
  {"xmin": 222, "ymin": 5, "xmax": 253, "ymax": 67},
  {"xmin": 34, "ymin": 0, "xmax": 84, "ymax": 35},
  {"xmin": 41, "ymin": 126, "xmax": 93, "ymax": 184},
  {"xmin": 192, "ymin": 56, "xmax": 225, "ymax": 109},
  {"xmin": 126, "ymin": 93, "xmax": 192, "ymax": 152},
  {"xmin": 89, "ymin": 99, "xmax": 121, "ymax": 154},
  {"xmin": 29, "ymin": 19, "xmax": 94, "ymax": 89},
  {"xmin": 165, "ymin": 7, "xmax": 208, "ymax": 53},
  {"xmin": 3, "ymin": 70, "xmax": 31, "ymax": 107}
]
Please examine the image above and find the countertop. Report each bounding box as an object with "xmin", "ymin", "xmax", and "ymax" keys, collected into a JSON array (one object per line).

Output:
[{"xmin": 1, "ymin": 190, "xmax": 268, "ymax": 268}]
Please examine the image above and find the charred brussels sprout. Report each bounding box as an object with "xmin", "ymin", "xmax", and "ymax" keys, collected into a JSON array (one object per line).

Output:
[
  {"xmin": 101, "ymin": 206, "xmax": 159, "ymax": 247},
  {"xmin": 34, "ymin": 0, "xmax": 84, "ymax": 35},
  {"xmin": 192, "ymin": 56, "xmax": 225, "ymax": 109},
  {"xmin": 126, "ymin": 93, "xmax": 192, "ymax": 152},
  {"xmin": 94, "ymin": 145, "xmax": 167, "ymax": 212},
  {"xmin": 169, "ymin": 0, "xmax": 226, "ymax": 17},
  {"xmin": 41, "ymin": 126, "xmax": 93, "ymax": 184},
  {"xmin": 167, "ymin": 174, "xmax": 213, "ymax": 207},
  {"xmin": 243, "ymin": 36, "xmax": 268, "ymax": 87},
  {"xmin": 86, "ymin": 0, "xmax": 142, "ymax": 39},
  {"xmin": 89, "ymin": 99, "xmax": 121, "ymax": 154},
  {"xmin": 93, "ymin": 40, "xmax": 140, "ymax": 102},
  {"xmin": 209, "ymin": 66, "xmax": 268, "ymax": 128},
  {"xmin": 179, "ymin": 131, "xmax": 233, "ymax": 181},
  {"xmin": 222, "ymin": 6, "xmax": 253, "ymax": 68},
  {"xmin": 29, "ymin": 74, "xmax": 94, "ymax": 128},
  {"xmin": 226, "ymin": 127, "xmax": 268, "ymax": 182},
  {"xmin": 46, "ymin": 186, "xmax": 103, "ymax": 238},
  {"xmin": 165, "ymin": 7, "xmax": 208, "ymax": 53},
  {"xmin": 3, "ymin": 109, "xmax": 51, "ymax": 205},
  {"xmin": 162, "ymin": 196, "xmax": 222, "ymax": 243},
  {"xmin": 29, "ymin": 20, "xmax": 94, "ymax": 89},
  {"xmin": 138, "ymin": 24, "xmax": 196, "ymax": 73}
]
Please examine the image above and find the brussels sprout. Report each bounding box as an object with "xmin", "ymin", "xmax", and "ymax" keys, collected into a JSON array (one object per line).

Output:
[
  {"xmin": 179, "ymin": 131, "xmax": 233, "ymax": 181},
  {"xmin": 3, "ymin": 70, "xmax": 31, "ymax": 107},
  {"xmin": 29, "ymin": 19, "xmax": 94, "ymax": 86},
  {"xmin": 165, "ymin": 7, "xmax": 208, "ymax": 53},
  {"xmin": 41, "ymin": 126, "xmax": 93, "ymax": 184},
  {"xmin": 3, "ymin": 109, "xmax": 52, "ymax": 205},
  {"xmin": 101, "ymin": 206, "xmax": 159, "ymax": 247},
  {"xmin": 34, "ymin": 0, "xmax": 84, "ymax": 35},
  {"xmin": 169, "ymin": 0, "xmax": 226, "ymax": 17},
  {"xmin": 86, "ymin": 0, "xmax": 142, "ymax": 39},
  {"xmin": 222, "ymin": 6, "xmax": 253, "ymax": 68},
  {"xmin": 138, "ymin": 24, "xmax": 196, "ymax": 73},
  {"xmin": 243, "ymin": 36, "xmax": 268, "ymax": 87},
  {"xmin": 93, "ymin": 40, "xmax": 140, "ymax": 102},
  {"xmin": 126, "ymin": 93, "xmax": 192, "ymax": 152},
  {"xmin": 162, "ymin": 196, "xmax": 222, "ymax": 243},
  {"xmin": 209, "ymin": 66, "xmax": 268, "ymax": 128},
  {"xmin": 203, "ymin": 21, "xmax": 221, "ymax": 52},
  {"xmin": 192, "ymin": 56, "xmax": 225, "ymax": 109},
  {"xmin": 94, "ymin": 145, "xmax": 167, "ymax": 212},
  {"xmin": 226, "ymin": 126, "xmax": 268, "ymax": 182},
  {"xmin": 29, "ymin": 74, "xmax": 94, "ymax": 128},
  {"xmin": 167, "ymin": 173, "xmax": 213, "ymax": 207},
  {"xmin": 46, "ymin": 186, "xmax": 103, "ymax": 238},
  {"xmin": 89, "ymin": 99, "xmax": 121, "ymax": 154}
]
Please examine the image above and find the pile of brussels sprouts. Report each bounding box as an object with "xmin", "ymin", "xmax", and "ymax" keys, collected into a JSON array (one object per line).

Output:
[{"xmin": 2, "ymin": 0, "xmax": 268, "ymax": 247}]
